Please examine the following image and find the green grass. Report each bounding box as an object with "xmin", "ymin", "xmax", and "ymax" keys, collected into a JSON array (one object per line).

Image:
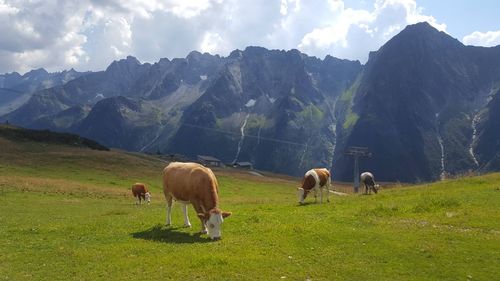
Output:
[{"xmin": 0, "ymin": 137, "xmax": 499, "ymax": 280}]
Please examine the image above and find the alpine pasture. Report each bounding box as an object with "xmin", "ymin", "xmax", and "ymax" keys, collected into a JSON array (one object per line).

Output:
[{"xmin": 0, "ymin": 133, "xmax": 499, "ymax": 280}]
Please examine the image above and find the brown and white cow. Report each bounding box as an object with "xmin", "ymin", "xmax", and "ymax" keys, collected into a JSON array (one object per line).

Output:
[
  {"xmin": 360, "ymin": 172, "xmax": 380, "ymax": 194},
  {"xmin": 297, "ymin": 168, "xmax": 331, "ymax": 204},
  {"xmin": 132, "ymin": 183, "xmax": 151, "ymax": 204},
  {"xmin": 163, "ymin": 162, "xmax": 231, "ymax": 240}
]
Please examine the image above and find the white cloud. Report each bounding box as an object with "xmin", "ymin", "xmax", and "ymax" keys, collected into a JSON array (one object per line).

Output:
[
  {"xmin": 200, "ymin": 32, "xmax": 225, "ymax": 54},
  {"xmin": 463, "ymin": 30, "xmax": 500, "ymax": 47},
  {"xmin": 0, "ymin": 0, "xmax": 18, "ymax": 15},
  {"xmin": 280, "ymin": 0, "xmax": 288, "ymax": 15},
  {"xmin": 165, "ymin": 0, "xmax": 213, "ymax": 19},
  {"xmin": 0, "ymin": 0, "xmax": 458, "ymax": 74},
  {"xmin": 298, "ymin": 0, "xmax": 446, "ymax": 61}
]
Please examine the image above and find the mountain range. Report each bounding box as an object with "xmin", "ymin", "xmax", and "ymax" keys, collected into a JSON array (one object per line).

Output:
[
  {"xmin": 1, "ymin": 22, "xmax": 499, "ymax": 182},
  {"xmin": 0, "ymin": 68, "xmax": 87, "ymax": 116}
]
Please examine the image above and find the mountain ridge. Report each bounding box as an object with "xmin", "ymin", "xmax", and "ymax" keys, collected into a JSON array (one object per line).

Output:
[{"xmin": 1, "ymin": 22, "xmax": 499, "ymax": 182}]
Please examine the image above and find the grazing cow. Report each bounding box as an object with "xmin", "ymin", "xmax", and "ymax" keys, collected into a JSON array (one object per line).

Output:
[
  {"xmin": 360, "ymin": 172, "xmax": 380, "ymax": 194},
  {"xmin": 297, "ymin": 168, "xmax": 331, "ymax": 204},
  {"xmin": 132, "ymin": 183, "xmax": 151, "ymax": 204},
  {"xmin": 163, "ymin": 162, "xmax": 232, "ymax": 240}
]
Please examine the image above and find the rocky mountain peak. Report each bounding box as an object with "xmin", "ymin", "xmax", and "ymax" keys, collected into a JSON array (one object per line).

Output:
[
  {"xmin": 23, "ymin": 68, "xmax": 49, "ymax": 79},
  {"xmin": 381, "ymin": 22, "xmax": 463, "ymax": 54},
  {"xmin": 105, "ymin": 56, "xmax": 141, "ymax": 73}
]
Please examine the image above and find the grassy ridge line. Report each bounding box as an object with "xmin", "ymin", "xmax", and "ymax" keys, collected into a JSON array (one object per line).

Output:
[{"xmin": 0, "ymin": 124, "xmax": 109, "ymax": 151}]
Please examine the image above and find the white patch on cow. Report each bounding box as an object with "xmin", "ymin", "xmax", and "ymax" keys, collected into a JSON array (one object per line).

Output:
[
  {"xmin": 245, "ymin": 99, "xmax": 256, "ymax": 107},
  {"xmin": 95, "ymin": 93, "xmax": 104, "ymax": 100},
  {"xmin": 207, "ymin": 212, "xmax": 224, "ymax": 240},
  {"xmin": 145, "ymin": 192, "xmax": 151, "ymax": 204},
  {"xmin": 200, "ymin": 75, "xmax": 207, "ymax": 80},
  {"xmin": 305, "ymin": 169, "xmax": 320, "ymax": 189}
]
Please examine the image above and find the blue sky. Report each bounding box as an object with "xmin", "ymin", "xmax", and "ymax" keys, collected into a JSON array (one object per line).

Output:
[
  {"xmin": 343, "ymin": 0, "xmax": 500, "ymax": 39},
  {"xmin": 416, "ymin": 0, "xmax": 500, "ymax": 38},
  {"xmin": 0, "ymin": 0, "xmax": 499, "ymax": 74}
]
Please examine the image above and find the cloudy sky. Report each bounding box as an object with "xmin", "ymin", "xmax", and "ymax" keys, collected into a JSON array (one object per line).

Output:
[{"xmin": 1, "ymin": 0, "xmax": 499, "ymax": 74}]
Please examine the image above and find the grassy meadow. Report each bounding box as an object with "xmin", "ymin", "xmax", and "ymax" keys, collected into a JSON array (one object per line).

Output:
[{"xmin": 0, "ymin": 136, "xmax": 499, "ymax": 280}]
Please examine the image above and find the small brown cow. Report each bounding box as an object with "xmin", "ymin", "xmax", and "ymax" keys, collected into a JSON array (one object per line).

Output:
[
  {"xmin": 297, "ymin": 168, "xmax": 331, "ymax": 204},
  {"xmin": 163, "ymin": 162, "xmax": 231, "ymax": 240},
  {"xmin": 132, "ymin": 183, "xmax": 151, "ymax": 204}
]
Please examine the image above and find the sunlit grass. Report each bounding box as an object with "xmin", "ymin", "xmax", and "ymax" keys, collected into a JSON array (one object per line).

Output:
[{"xmin": 0, "ymin": 137, "xmax": 499, "ymax": 280}]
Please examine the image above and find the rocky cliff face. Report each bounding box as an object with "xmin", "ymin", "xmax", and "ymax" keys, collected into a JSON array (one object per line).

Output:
[
  {"xmin": 168, "ymin": 47, "xmax": 361, "ymax": 175},
  {"xmin": 333, "ymin": 22, "xmax": 500, "ymax": 182},
  {"xmin": 475, "ymin": 89, "xmax": 500, "ymax": 171}
]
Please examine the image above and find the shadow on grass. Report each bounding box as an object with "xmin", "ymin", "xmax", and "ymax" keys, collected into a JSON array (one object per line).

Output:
[
  {"xmin": 131, "ymin": 224, "xmax": 211, "ymax": 244},
  {"xmin": 297, "ymin": 202, "xmax": 314, "ymax": 206}
]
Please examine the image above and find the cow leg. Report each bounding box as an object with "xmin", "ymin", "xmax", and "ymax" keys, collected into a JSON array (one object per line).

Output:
[
  {"xmin": 181, "ymin": 203, "xmax": 192, "ymax": 227},
  {"xmin": 165, "ymin": 194, "xmax": 173, "ymax": 226},
  {"xmin": 319, "ymin": 187, "xmax": 324, "ymax": 203},
  {"xmin": 198, "ymin": 213, "xmax": 208, "ymax": 234},
  {"xmin": 135, "ymin": 196, "xmax": 140, "ymax": 205},
  {"xmin": 313, "ymin": 187, "xmax": 318, "ymax": 203},
  {"xmin": 326, "ymin": 177, "xmax": 331, "ymax": 203},
  {"xmin": 199, "ymin": 218, "xmax": 207, "ymax": 234},
  {"xmin": 192, "ymin": 202, "xmax": 207, "ymax": 234}
]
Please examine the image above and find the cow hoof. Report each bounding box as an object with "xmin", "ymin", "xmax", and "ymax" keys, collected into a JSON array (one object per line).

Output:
[
  {"xmin": 184, "ymin": 223, "xmax": 192, "ymax": 228},
  {"xmin": 199, "ymin": 230, "xmax": 208, "ymax": 234}
]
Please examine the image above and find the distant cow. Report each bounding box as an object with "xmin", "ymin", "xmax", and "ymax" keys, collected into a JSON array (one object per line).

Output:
[
  {"xmin": 132, "ymin": 183, "xmax": 151, "ymax": 204},
  {"xmin": 297, "ymin": 168, "xmax": 331, "ymax": 204},
  {"xmin": 360, "ymin": 172, "xmax": 380, "ymax": 194},
  {"xmin": 163, "ymin": 162, "xmax": 232, "ymax": 240}
]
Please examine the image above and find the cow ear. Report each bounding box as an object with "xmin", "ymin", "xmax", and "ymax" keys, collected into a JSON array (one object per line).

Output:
[
  {"xmin": 222, "ymin": 211, "xmax": 232, "ymax": 218},
  {"xmin": 197, "ymin": 213, "xmax": 206, "ymax": 219}
]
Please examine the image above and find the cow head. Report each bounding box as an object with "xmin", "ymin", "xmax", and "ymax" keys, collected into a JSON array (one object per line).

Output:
[
  {"xmin": 144, "ymin": 192, "xmax": 151, "ymax": 204},
  {"xmin": 372, "ymin": 184, "xmax": 380, "ymax": 194},
  {"xmin": 198, "ymin": 208, "xmax": 232, "ymax": 240}
]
